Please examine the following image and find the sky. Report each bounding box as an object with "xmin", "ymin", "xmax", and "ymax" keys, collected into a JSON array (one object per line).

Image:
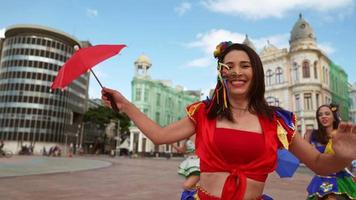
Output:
[{"xmin": 1, "ymin": 0, "xmax": 355, "ymax": 100}]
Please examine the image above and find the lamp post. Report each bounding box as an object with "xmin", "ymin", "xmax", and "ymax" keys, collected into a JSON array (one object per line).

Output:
[
  {"xmin": 64, "ymin": 133, "xmax": 68, "ymax": 156},
  {"xmin": 116, "ymin": 120, "xmax": 121, "ymax": 156}
]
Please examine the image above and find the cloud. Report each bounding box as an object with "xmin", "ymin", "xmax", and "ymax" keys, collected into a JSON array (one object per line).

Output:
[
  {"xmin": 184, "ymin": 29, "xmax": 291, "ymax": 68},
  {"xmin": 0, "ymin": 28, "xmax": 5, "ymax": 38},
  {"xmin": 318, "ymin": 42, "xmax": 335, "ymax": 55},
  {"xmin": 86, "ymin": 8, "xmax": 98, "ymax": 17},
  {"xmin": 253, "ymin": 33, "xmax": 290, "ymax": 50},
  {"xmin": 186, "ymin": 57, "xmax": 211, "ymax": 67},
  {"xmin": 201, "ymin": 0, "xmax": 354, "ymax": 19},
  {"xmin": 186, "ymin": 29, "xmax": 246, "ymax": 54},
  {"xmin": 174, "ymin": 2, "xmax": 192, "ymax": 16}
]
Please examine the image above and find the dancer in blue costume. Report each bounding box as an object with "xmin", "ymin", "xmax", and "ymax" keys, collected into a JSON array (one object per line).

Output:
[{"xmin": 305, "ymin": 104, "xmax": 356, "ymax": 200}]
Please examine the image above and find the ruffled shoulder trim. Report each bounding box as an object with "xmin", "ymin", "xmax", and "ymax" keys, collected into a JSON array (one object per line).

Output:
[
  {"xmin": 185, "ymin": 101, "xmax": 204, "ymax": 124},
  {"xmin": 275, "ymin": 108, "xmax": 297, "ymax": 149}
]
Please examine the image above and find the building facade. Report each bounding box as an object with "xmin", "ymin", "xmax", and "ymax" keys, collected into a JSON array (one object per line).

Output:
[
  {"xmin": 258, "ymin": 14, "xmax": 349, "ymax": 136},
  {"xmin": 329, "ymin": 62, "xmax": 350, "ymax": 120},
  {"xmin": 129, "ymin": 54, "xmax": 201, "ymax": 156},
  {"xmin": 350, "ymin": 83, "xmax": 356, "ymax": 123},
  {"xmin": 0, "ymin": 24, "xmax": 89, "ymax": 153}
]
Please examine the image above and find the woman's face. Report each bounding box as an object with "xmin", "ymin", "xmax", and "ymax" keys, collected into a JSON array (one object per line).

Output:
[
  {"xmin": 318, "ymin": 106, "xmax": 334, "ymax": 128},
  {"xmin": 221, "ymin": 50, "xmax": 253, "ymax": 98}
]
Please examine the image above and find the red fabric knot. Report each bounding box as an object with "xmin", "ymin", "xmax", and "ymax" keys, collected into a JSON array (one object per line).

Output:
[{"xmin": 221, "ymin": 168, "xmax": 247, "ymax": 200}]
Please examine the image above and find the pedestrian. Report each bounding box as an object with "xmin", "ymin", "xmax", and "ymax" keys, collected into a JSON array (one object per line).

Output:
[
  {"xmin": 172, "ymin": 135, "xmax": 200, "ymax": 200},
  {"xmin": 101, "ymin": 41, "xmax": 356, "ymax": 200},
  {"xmin": 304, "ymin": 104, "xmax": 356, "ymax": 199},
  {"xmin": 0, "ymin": 140, "xmax": 4, "ymax": 155}
]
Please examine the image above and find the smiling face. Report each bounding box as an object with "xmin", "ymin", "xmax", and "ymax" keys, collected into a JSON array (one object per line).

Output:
[
  {"xmin": 220, "ymin": 50, "xmax": 253, "ymax": 98},
  {"xmin": 317, "ymin": 106, "xmax": 334, "ymax": 129}
]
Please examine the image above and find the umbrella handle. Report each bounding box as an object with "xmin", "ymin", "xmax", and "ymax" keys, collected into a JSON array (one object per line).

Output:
[{"xmin": 105, "ymin": 93, "xmax": 120, "ymax": 113}]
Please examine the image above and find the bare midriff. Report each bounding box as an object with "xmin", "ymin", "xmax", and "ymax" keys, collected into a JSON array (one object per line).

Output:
[{"xmin": 200, "ymin": 172, "xmax": 265, "ymax": 200}]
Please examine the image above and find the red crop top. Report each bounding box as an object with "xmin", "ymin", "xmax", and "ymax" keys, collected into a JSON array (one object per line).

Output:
[
  {"xmin": 213, "ymin": 128, "xmax": 267, "ymax": 182},
  {"xmin": 186, "ymin": 101, "xmax": 296, "ymax": 200}
]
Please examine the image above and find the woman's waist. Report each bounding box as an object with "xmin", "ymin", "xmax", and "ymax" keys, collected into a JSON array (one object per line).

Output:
[{"xmin": 200, "ymin": 172, "xmax": 265, "ymax": 199}]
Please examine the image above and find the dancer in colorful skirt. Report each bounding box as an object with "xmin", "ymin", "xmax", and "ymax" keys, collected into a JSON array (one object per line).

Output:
[
  {"xmin": 172, "ymin": 135, "xmax": 200, "ymax": 200},
  {"xmin": 102, "ymin": 41, "xmax": 356, "ymax": 200},
  {"xmin": 304, "ymin": 104, "xmax": 356, "ymax": 200}
]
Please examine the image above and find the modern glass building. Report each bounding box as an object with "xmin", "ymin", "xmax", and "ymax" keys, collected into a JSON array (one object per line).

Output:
[{"xmin": 0, "ymin": 24, "xmax": 89, "ymax": 153}]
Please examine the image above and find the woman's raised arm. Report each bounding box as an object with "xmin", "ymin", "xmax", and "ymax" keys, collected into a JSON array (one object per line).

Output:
[{"xmin": 101, "ymin": 87, "xmax": 196, "ymax": 144}]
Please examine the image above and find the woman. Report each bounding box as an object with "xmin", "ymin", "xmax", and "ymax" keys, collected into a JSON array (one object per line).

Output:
[
  {"xmin": 171, "ymin": 135, "xmax": 200, "ymax": 200},
  {"xmin": 102, "ymin": 42, "xmax": 356, "ymax": 200},
  {"xmin": 305, "ymin": 104, "xmax": 356, "ymax": 200}
]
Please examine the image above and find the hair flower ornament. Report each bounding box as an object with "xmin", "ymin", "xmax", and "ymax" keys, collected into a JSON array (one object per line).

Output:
[{"xmin": 213, "ymin": 41, "xmax": 233, "ymax": 59}]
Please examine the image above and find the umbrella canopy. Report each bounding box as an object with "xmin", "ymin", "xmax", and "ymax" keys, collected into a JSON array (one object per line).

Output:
[
  {"xmin": 51, "ymin": 44, "xmax": 126, "ymax": 90},
  {"xmin": 276, "ymin": 149, "xmax": 300, "ymax": 178}
]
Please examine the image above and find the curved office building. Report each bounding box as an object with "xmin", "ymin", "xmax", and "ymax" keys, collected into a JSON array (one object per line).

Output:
[{"xmin": 0, "ymin": 24, "xmax": 89, "ymax": 152}]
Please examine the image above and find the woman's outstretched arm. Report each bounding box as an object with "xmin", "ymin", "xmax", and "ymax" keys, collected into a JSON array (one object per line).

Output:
[
  {"xmin": 290, "ymin": 122, "xmax": 356, "ymax": 175},
  {"xmin": 102, "ymin": 87, "xmax": 195, "ymax": 144}
]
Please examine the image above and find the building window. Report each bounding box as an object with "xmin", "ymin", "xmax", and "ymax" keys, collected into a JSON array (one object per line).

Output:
[
  {"xmin": 323, "ymin": 67, "xmax": 326, "ymax": 83},
  {"xmin": 266, "ymin": 96, "xmax": 280, "ymax": 106},
  {"xmin": 266, "ymin": 69, "xmax": 273, "ymax": 86},
  {"xmin": 156, "ymin": 93, "xmax": 161, "ymax": 106},
  {"xmin": 314, "ymin": 61, "xmax": 318, "ymax": 79},
  {"xmin": 302, "ymin": 60, "xmax": 310, "ymax": 78},
  {"xmin": 155, "ymin": 112, "xmax": 160, "ymax": 124},
  {"xmin": 275, "ymin": 67, "xmax": 283, "ymax": 84},
  {"xmin": 144, "ymin": 89, "xmax": 149, "ymax": 102},
  {"xmin": 304, "ymin": 93, "xmax": 312, "ymax": 110},
  {"xmin": 295, "ymin": 94, "xmax": 301, "ymax": 111},
  {"xmin": 316, "ymin": 93, "xmax": 320, "ymax": 108},
  {"xmin": 293, "ymin": 62, "xmax": 299, "ymax": 82},
  {"xmin": 325, "ymin": 69, "xmax": 329, "ymax": 84},
  {"xmin": 135, "ymin": 88, "xmax": 141, "ymax": 101}
]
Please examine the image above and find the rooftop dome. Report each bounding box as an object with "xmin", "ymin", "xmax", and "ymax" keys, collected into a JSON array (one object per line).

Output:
[
  {"xmin": 290, "ymin": 14, "xmax": 316, "ymax": 44},
  {"xmin": 135, "ymin": 54, "xmax": 151, "ymax": 65}
]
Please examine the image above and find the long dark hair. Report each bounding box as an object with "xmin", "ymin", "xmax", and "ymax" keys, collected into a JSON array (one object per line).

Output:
[
  {"xmin": 207, "ymin": 43, "xmax": 274, "ymax": 121},
  {"xmin": 314, "ymin": 104, "xmax": 341, "ymax": 144}
]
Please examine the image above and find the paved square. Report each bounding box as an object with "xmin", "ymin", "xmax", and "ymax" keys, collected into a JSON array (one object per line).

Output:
[{"xmin": 0, "ymin": 156, "xmax": 313, "ymax": 199}]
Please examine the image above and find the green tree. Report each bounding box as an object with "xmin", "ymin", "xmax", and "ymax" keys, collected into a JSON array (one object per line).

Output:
[{"xmin": 84, "ymin": 106, "xmax": 131, "ymax": 139}]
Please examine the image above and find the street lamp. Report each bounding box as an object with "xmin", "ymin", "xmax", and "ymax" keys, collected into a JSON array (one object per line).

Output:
[{"xmin": 116, "ymin": 120, "xmax": 121, "ymax": 156}]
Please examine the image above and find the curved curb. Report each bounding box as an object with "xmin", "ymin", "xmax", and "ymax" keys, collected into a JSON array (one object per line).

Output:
[{"xmin": 0, "ymin": 156, "xmax": 112, "ymax": 178}]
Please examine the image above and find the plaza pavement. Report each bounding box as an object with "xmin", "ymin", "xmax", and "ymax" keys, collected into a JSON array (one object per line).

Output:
[{"xmin": 0, "ymin": 155, "xmax": 313, "ymax": 200}]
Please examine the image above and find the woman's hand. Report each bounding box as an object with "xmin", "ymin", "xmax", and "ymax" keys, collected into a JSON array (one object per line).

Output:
[
  {"xmin": 332, "ymin": 122, "xmax": 356, "ymax": 161},
  {"xmin": 101, "ymin": 87, "xmax": 129, "ymax": 112}
]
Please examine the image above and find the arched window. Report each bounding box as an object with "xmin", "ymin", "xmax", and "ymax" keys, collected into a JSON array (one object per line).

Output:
[
  {"xmin": 313, "ymin": 61, "xmax": 318, "ymax": 79},
  {"xmin": 302, "ymin": 60, "xmax": 310, "ymax": 78},
  {"xmin": 275, "ymin": 67, "xmax": 283, "ymax": 84},
  {"xmin": 266, "ymin": 69, "xmax": 273, "ymax": 86},
  {"xmin": 322, "ymin": 67, "xmax": 326, "ymax": 83},
  {"xmin": 293, "ymin": 62, "xmax": 299, "ymax": 82}
]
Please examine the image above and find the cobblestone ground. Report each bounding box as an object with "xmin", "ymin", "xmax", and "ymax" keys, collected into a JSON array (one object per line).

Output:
[{"xmin": 0, "ymin": 156, "xmax": 313, "ymax": 200}]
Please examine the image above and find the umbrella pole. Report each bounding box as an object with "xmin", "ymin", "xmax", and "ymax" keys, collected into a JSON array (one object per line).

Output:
[
  {"xmin": 90, "ymin": 69, "xmax": 120, "ymax": 113},
  {"xmin": 90, "ymin": 69, "xmax": 103, "ymax": 89}
]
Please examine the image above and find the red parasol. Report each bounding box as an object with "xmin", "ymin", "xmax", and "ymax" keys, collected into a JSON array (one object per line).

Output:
[
  {"xmin": 51, "ymin": 44, "xmax": 126, "ymax": 90},
  {"xmin": 51, "ymin": 44, "xmax": 126, "ymax": 112}
]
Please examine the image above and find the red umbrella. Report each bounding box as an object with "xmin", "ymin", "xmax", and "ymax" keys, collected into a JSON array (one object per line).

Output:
[{"xmin": 51, "ymin": 44, "xmax": 126, "ymax": 90}]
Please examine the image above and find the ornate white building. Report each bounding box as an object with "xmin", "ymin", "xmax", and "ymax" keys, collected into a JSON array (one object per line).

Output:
[{"xmin": 258, "ymin": 14, "xmax": 333, "ymax": 136}]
